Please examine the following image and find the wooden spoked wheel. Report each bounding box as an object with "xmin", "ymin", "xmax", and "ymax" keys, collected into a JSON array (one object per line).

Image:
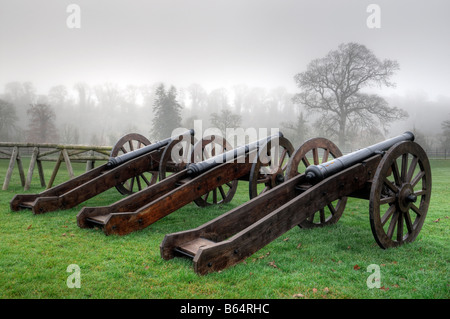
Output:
[
  {"xmin": 110, "ymin": 133, "xmax": 158, "ymax": 195},
  {"xmin": 190, "ymin": 135, "xmax": 238, "ymax": 207},
  {"xmin": 248, "ymin": 136, "xmax": 294, "ymax": 199},
  {"xmin": 369, "ymin": 141, "xmax": 431, "ymax": 249},
  {"xmin": 159, "ymin": 133, "xmax": 196, "ymax": 180},
  {"xmin": 285, "ymin": 137, "xmax": 347, "ymax": 228}
]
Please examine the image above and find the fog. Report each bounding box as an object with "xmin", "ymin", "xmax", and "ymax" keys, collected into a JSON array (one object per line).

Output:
[{"xmin": 1, "ymin": 0, "xmax": 449, "ymax": 149}]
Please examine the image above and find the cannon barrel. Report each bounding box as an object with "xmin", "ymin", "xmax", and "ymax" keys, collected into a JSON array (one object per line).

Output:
[
  {"xmin": 305, "ymin": 131, "xmax": 415, "ymax": 183},
  {"xmin": 187, "ymin": 132, "xmax": 284, "ymax": 176},
  {"xmin": 106, "ymin": 129, "xmax": 194, "ymax": 169}
]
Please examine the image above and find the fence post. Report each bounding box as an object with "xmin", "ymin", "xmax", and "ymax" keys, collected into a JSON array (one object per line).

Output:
[
  {"xmin": 25, "ymin": 147, "xmax": 39, "ymax": 191},
  {"xmin": 86, "ymin": 150, "xmax": 95, "ymax": 171},
  {"xmin": 47, "ymin": 152, "xmax": 63, "ymax": 189},
  {"xmin": 62, "ymin": 149, "xmax": 74, "ymax": 179},
  {"xmin": 2, "ymin": 146, "xmax": 25, "ymax": 190}
]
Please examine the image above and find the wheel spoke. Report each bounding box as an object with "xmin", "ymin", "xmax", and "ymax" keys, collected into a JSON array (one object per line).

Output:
[
  {"xmin": 404, "ymin": 211, "xmax": 413, "ymax": 234},
  {"xmin": 381, "ymin": 205, "xmax": 396, "ymax": 227},
  {"xmin": 129, "ymin": 177, "xmax": 135, "ymax": 192},
  {"xmin": 302, "ymin": 156, "xmax": 311, "ymax": 167},
  {"xmin": 212, "ymin": 189, "xmax": 217, "ymax": 204},
  {"xmin": 257, "ymin": 174, "xmax": 270, "ymax": 183},
  {"xmin": 279, "ymin": 149, "xmax": 287, "ymax": 167},
  {"xmin": 128, "ymin": 140, "xmax": 134, "ymax": 152},
  {"xmin": 407, "ymin": 156, "xmax": 418, "ymax": 182},
  {"xmin": 140, "ymin": 174, "xmax": 151, "ymax": 186},
  {"xmin": 384, "ymin": 177, "xmax": 399, "ymax": 193},
  {"xmin": 327, "ymin": 203, "xmax": 336, "ymax": 216},
  {"xmin": 413, "ymin": 189, "xmax": 427, "ymax": 197},
  {"xmin": 218, "ymin": 185, "xmax": 226, "ymax": 200},
  {"xmin": 136, "ymin": 175, "xmax": 142, "ymax": 191},
  {"xmin": 322, "ymin": 149, "xmax": 329, "ymax": 163},
  {"xmin": 397, "ymin": 211, "xmax": 404, "ymax": 241},
  {"xmin": 391, "ymin": 161, "xmax": 401, "ymax": 185},
  {"xmin": 313, "ymin": 148, "xmax": 319, "ymax": 165},
  {"xmin": 401, "ymin": 153, "xmax": 408, "ymax": 182},
  {"xmin": 257, "ymin": 186, "xmax": 269, "ymax": 195},
  {"xmin": 410, "ymin": 203, "xmax": 422, "ymax": 216},
  {"xmin": 387, "ymin": 211, "xmax": 399, "ymax": 239},
  {"xmin": 380, "ymin": 196, "xmax": 396, "ymax": 205},
  {"xmin": 319, "ymin": 208, "xmax": 325, "ymax": 223},
  {"xmin": 411, "ymin": 171, "xmax": 425, "ymax": 188}
]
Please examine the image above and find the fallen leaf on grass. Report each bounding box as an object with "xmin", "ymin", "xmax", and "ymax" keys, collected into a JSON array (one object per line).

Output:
[
  {"xmin": 433, "ymin": 218, "xmax": 440, "ymax": 223},
  {"xmin": 323, "ymin": 287, "xmax": 329, "ymax": 293},
  {"xmin": 312, "ymin": 288, "xmax": 318, "ymax": 293},
  {"xmin": 268, "ymin": 261, "xmax": 278, "ymax": 269},
  {"xmin": 283, "ymin": 237, "xmax": 289, "ymax": 242},
  {"xmin": 293, "ymin": 293, "xmax": 305, "ymax": 298},
  {"xmin": 353, "ymin": 264, "xmax": 361, "ymax": 270},
  {"xmin": 296, "ymin": 243, "xmax": 302, "ymax": 249},
  {"xmin": 26, "ymin": 224, "xmax": 32, "ymax": 230},
  {"xmin": 380, "ymin": 286, "xmax": 389, "ymax": 291},
  {"xmin": 62, "ymin": 233, "xmax": 66, "ymax": 236}
]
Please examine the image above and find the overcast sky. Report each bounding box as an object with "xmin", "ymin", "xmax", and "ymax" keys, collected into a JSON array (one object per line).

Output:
[{"xmin": 0, "ymin": 0, "xmax": 449, "ymax": 99}]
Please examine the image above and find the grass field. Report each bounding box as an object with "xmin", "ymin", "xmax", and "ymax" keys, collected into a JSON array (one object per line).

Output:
[{"xmin": 0, "ymin": 158, "xmax": 448, "ymax": 299}]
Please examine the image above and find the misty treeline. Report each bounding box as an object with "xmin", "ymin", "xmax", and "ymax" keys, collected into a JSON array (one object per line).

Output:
[
  {"xmin": 0, "ymin": 80, "xmax": 449, "ymax": 151},
  {"xmin": 1, "ymin": 43, "xmax": 449, "ymax": 151},
  {"xmin": 0, "ymin": 81, "xmax": 303, "ymax": 146}
]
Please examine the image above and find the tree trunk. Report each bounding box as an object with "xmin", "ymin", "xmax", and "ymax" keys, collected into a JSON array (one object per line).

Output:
[{"xmin": 338, "ymin": 114, "xmax": 347, "ymax": 148}]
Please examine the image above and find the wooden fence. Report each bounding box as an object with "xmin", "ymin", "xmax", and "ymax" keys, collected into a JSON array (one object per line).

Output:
[{"xmin": 0, "ymin": 142, "xmax": 112, "ymax": 191}]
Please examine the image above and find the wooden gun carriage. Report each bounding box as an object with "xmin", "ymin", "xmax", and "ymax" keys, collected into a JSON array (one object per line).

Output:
[
  {"xmin": 10, "ymin": 129, "xmax": 196, "ymax": 214},
  {"xmin": 160, "ymin": 132, "xmax": 432, "ymax": 275},
  {"xmin": 76, "ymin": 132, "xmax": 294, "ymax": 235}
]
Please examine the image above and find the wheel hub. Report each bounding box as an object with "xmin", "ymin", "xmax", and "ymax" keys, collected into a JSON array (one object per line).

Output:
[{"xmin": 397, "ymin": 183, "xmax": 415, "ymax": 212}]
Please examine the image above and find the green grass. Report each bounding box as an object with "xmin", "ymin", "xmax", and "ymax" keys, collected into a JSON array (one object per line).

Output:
[{"xmin": 0, "ymin": 158, "xmax": 448, "ymax": 299}]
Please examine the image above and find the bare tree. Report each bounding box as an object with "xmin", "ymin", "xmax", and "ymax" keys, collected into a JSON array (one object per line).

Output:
[
  {"xmin": 207, "ymin": 88, "xmax": 230, "ymax": 114},
  {"xmin": 280, "ymin": 112, "xmax": 309, "ymax": 147},
  {"xmin": 187, "ymin": 83, "xmax": 208, "ymax": 117},
  {"xmin": 441, "ymin": 119, "xmax": 450, "ymax": 149},
  {"xmin": 210, "ymin": 108, "xmax": 242, "ymax": 135},
  {"xmin": 26, "ymin": 103, "xmax": 58, "ymax": 143},
  {"xmin": 0, "ymin": 99, "xmax": 18, "ymax": 140},
  {"xmin": 293, "ymin": 42, "xmax": 407, "ymax": 147}
]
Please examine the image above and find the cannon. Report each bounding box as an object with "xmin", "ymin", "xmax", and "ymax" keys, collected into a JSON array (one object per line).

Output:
[
  {"xmin": 160, "ymin": 132, "xmax": 432, "ymax": 275},
  {"xmin": 76, "ymin": 132, "xmax": 294, "ymax": 235},
  {"xmin": 10, "ymin": 130, "xmax": 195, "ymax": 214}
]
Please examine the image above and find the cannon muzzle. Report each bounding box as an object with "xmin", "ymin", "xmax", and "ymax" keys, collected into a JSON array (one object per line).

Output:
[{"xmin": 305, "ymin": 131, "xmax": 415, "ymax": 183}]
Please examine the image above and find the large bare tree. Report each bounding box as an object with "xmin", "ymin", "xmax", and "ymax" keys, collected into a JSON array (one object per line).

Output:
[{"xmin": 293, "ymin": 42, "xmax": 407, "ymax": 147}]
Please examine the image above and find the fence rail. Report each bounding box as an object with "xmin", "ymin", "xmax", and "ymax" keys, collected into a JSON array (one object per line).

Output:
[
  {"xmin": 0, "ymin": 142, "xmax": 112, "ymax": 191},
  {"xmin": 1, "ymin": 142, "xmax": 447, "ymax": 191}
]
